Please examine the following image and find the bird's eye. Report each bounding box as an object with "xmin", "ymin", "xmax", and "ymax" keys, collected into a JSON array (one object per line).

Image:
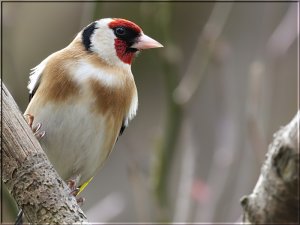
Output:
[{"xmin": 115, "ymin": 27, "xmax": 126, "ymax": 36}]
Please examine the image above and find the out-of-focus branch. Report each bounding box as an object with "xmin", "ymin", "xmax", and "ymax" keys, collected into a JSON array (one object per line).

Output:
[
  {"xmin": 266, "ymin": 4, "xmax": 298, "ymax": 58},
  {"xmin": 246, "ymin": 61, "xmax": 268, "ymax": 162},
  {"xmin": 1, "ymin": 81, "xmax": 88, "ymax": 224},
  {"xmin": 241, "ymin": 111, "xmax": 299, "ymax": 224},
  {"xmin": 152, "ymin": 2, "xmax": 232, "ymax": 217},
  {"xmin": 195, "ymin": 112, "xmax": 241, "ymax": 222},
  {"xmin": 173, "ymin": 118, "xmax": 195, "ymax": 222},
  {"xmin": 151, "ymin": 3, "xmax": 183, "ymax": 214},
  {"xmin": 173, "ymin": 2, "xmax": 232, "ymax": 105}
]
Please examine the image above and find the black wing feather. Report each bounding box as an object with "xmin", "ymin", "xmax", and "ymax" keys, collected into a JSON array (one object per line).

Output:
[
  {"xmin": 29, "ymin": 80, "xmax": 40, "ymax": 102},
  {"xmin": 116, "ymin": 120, "xmax": 127, "ymax": 143},
  {"xmin": 119, "ymin": 122, "xmax": 126, "ymax": 136}
]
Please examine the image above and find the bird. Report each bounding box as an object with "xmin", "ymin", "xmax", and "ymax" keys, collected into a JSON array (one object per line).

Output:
[{"xmin": 24, "ymin": 18, "xmax": 163, "ymax": 194}]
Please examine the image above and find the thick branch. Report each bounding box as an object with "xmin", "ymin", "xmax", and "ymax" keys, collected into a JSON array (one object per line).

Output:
[
  {"xmin": 1, "ymin": 81, "xmax": 88, "ymax": 224},
  {"xmin": 241, "ymin": 111, "xmax": 299, "ymax": 224}
]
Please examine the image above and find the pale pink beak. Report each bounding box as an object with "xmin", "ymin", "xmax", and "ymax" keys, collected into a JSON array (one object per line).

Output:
[{"xmin": 131, "ymin": 33, "xmax": 163, "ymax": 50}]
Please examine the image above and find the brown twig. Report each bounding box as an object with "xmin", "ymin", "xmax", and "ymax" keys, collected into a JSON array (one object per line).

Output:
[
  {"xmin": 1, "ymin": 81, "xmax": 88, "ymax": 224},
  {"xmin": 241, "ymin": 111, "xmax": 299, "ymax": 224}
]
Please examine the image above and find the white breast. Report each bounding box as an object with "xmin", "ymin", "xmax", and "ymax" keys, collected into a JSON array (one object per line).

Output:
[{"xmin": 31, "ymin": 100, "xmax": 115, "ymax": 185}]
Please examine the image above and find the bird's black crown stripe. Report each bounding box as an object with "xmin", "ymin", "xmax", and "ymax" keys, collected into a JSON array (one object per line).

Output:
[{"xmin": 82, "ymin": 21, "xmax": 97, "ymax": 52}]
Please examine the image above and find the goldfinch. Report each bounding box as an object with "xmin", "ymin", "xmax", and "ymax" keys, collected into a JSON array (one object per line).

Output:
[{"xmin": 25, "ymin": 18, "xmax": 163, "ymax": 192}]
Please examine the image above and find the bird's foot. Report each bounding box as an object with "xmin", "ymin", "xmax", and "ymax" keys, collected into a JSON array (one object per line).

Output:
[
  {"xmin": 76, "ymin": 197, "xmax": 85, "ymax": 205},
  {"xmin": 67, "ymin": 179, "xmax": 80, "ymax": 196},
  {"xmin": 67, "ymin": 179, "xmax": 85, "ymax": 205},
  {"xmin": 25, "ymin": 114, "xmax": 45, "ymax": 139}
]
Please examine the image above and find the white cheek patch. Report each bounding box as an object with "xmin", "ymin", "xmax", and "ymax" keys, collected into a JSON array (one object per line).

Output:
[{"xmin": 90, "ymin": 19, "xmax": 117, "ymax": 64}]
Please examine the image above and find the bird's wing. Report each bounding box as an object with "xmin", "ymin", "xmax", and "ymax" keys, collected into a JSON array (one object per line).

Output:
[
  {"xmin": 28, "ymin": 57, "xmax": 49, "ymax": 101},
  {"xmin": 118, "ymin": 92, "xmax": 137, "ymax": 137},
  {"xmin": 119, "ymin": 120, "xmax": 127, "ymax": 136}
]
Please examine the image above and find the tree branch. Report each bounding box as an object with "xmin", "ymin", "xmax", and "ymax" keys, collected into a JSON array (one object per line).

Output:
[
  {"xmin": 1, "ymin": 81, "xmax": 88, "ymax": 224},
  {"xmin": 241, "ymin": 111, "xmax": 299, "ymax": 224}
]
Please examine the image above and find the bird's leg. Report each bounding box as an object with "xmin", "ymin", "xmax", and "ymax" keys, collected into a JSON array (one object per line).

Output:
[
  {"xmin": 67, "ymin": 179, "xmax": 85, "ymax": 205},
  {"xmin": 25, "ymin": 114, "xmax": 45, "ymax": 139},
  {"xmin": 67, "ymin": 179, "xmax": 80, "ymax": 196},
  {"xmin": 76, "ymin": 197, "xmax": 85, "ymax": 205},
  {"xmin": 26, "ymin": 113, "xmax": 34, "ymax": 128}
]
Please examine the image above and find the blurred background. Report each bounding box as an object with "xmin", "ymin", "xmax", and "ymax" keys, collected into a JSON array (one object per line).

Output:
[{"xmin": 1, "ymin": 1, "xmax": 298, "ymax": 223}]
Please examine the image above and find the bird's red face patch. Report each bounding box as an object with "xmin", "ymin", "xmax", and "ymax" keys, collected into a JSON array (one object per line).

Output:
[
  {"xmin": 113, "ymin": 39, "xmax": 135, "ymax": 64},
  {"xmin": 109, "ymin": 19, "xmax": 142, "ymax": 64}
]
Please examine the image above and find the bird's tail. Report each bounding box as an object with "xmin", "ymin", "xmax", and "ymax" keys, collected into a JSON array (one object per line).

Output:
[{"xmin": 78, "ymin": 177, "xmax": 94, "ymax": 195}]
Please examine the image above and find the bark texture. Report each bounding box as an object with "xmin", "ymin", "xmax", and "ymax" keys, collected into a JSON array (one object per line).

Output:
[
  {"xmin": 241, "ymin": 111, "xmax": 299, "ymax": 224},
  {"xmin": 1, "ymin": 81, "xmax": 88, "ymax": 224}
]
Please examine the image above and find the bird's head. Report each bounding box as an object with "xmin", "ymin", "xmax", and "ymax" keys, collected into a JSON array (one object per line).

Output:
[{"xmin": 81, "ymin": 18, "xmax": 163, "ymax": 67}]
